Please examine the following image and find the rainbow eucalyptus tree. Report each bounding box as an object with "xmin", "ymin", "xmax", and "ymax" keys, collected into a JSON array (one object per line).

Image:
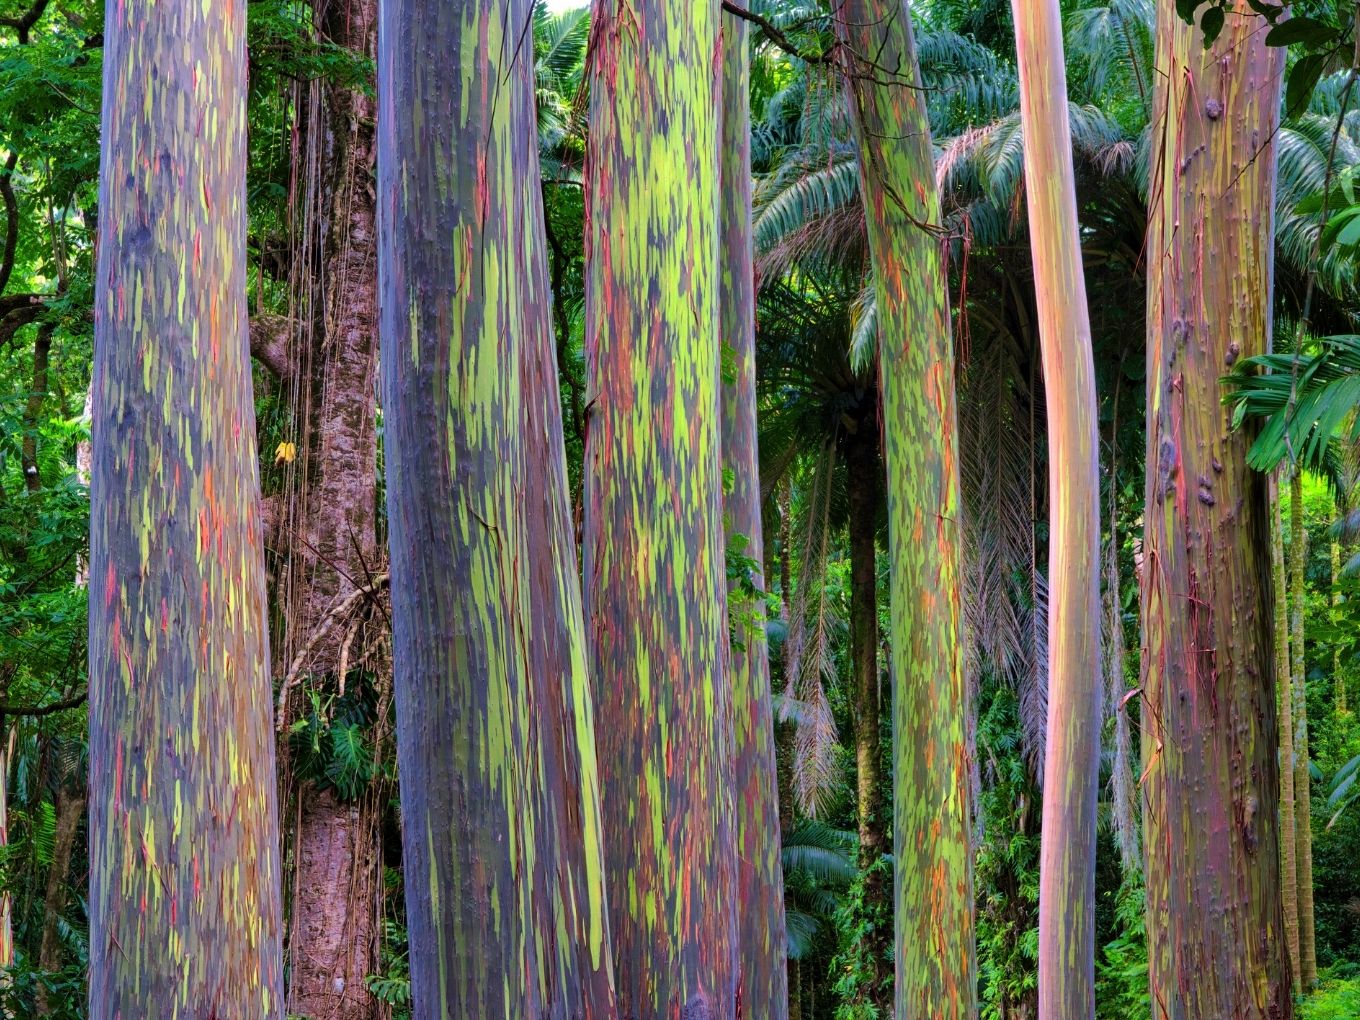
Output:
[
  {"xmin": 1010, "ymin": 1, "xmax": 1102, "ymax": 1015},
  {"xmin": 377, "ymin": 0, "xmax": 595, "ymax": 1013},
  {"xmin": 87, "ymin": 0, "xmax": 284, "ymax": 1012},
  {"xmin": 720, "ymin": 10, "xmax": 788, "ymax": 1016},
  {"xmin": 515, "ymin": 16, "xmax": 618, "ymax": 1016},
  {"xmin": 583, "ymin": 0, "xmax": 737, "ymax": 1015},
  {"xmin": 832, "ymin": 2, "xmax": 975, "ymax": 1016},
  {"xmin": 1142, "ymin": 3, "xmax": 1291, "ymax": 1015}
]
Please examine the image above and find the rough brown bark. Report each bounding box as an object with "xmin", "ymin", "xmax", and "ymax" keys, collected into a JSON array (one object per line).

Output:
[
  {"xmin": 1274, "ymin": 478, "xmax": 1300, "ymax": 987},
  {"xmin": 35, "ymin": 788, "xmax": 83, "ymax": 1016},
  {"xmin": 1290, "ymin": 472, "xmax": 1317, "ymax": 989},
  {"xmin": 20, "ymin": 321, "xmax": 52, "ymax": 492}
]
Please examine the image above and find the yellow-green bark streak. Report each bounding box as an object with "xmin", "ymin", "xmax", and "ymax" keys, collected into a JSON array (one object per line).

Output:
[
  {"xmin": 832, "ymin": 3, "xmax": 975, "ymax": 1016},
  {"xmin": 1142, "ymin": 4, "xmax": 1291, "ymax": 1016},
  {"xmin": 88, "ymin": 0, "xmax": 284, "ymax": 1014},
  {"xmin": 720, "ymin": 12, "xmax": 789, "ymax": 1017},
  {"xmin": 583, "ymin": 1, "xmax": 737, "ymax": 1015},
  {"xmin": 1275, "ymin": 477, "xmax": 1301, "ymax": 987},
  {"xmin": 516, "ymin": 15, "xmax": 618, "ymax": 1014},
  {"xmin": 1290, "ymin": 471, "xmax": 1317, "ymax": 989},
  {"xmin": 1010, "ymin": 1, "xmax": 1103, "ymax": 1015},
  {"xmin": 377, "ymin": 2, "xmax": 540, "ymax": 1014}
]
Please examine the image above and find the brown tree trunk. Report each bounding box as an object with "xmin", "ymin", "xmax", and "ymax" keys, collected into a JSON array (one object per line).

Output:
[
  {"xmin": 36, "ymin": 788, "xmax": 84, "ymax": 1016},
  {"xmin": 283, "ymin": 2, "xmax": 382, "ymax": 1017},
  {"xmin": 1275, "ymin": 477, "xmax": 1300, "ymax": 987},
  {"xmin": 288, "ymin": 790, "xmax": 380, "ymax": 1018},
  {"xmin": 20, "ymin": 321, "xmax": 52, "ymax": 492},
  {"xmin": 1291, "ymin": 472, "xmax": 1317, "ymax": 989}
]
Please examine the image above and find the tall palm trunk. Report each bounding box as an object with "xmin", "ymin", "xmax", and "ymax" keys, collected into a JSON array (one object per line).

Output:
[
  {"xmin": 377, "ymin": 1, "xmax": 566, "ymax": 1012},
  {"xmin": 833, "ymin": 3, "xmax": 975, "ymax": 1015},
  {"xmin": 283, "ymin": 2, "xmax": 382, "ymax": 1015},
  {"xmin": 1010, "ymin": 2, "xmax": 1102, "ymax": 1015},
  {"xmin": 1141, "ymin": 4, "xmax": 1291, "ymax": 1016},
  {"xmin": 1291, "ymin": 471, "xmax": 1317, "ymax": 988},
  {"xmin": 583, "ymin": 1, "xmax": 736, "ymax": 1015},
  {"xmin": 1275, "ymin": 478, "xmax": 1301, "ymax": 986},
  {"xmin": 720, "ymin": 12, "xmax": 788, "ymax": 1016},
  {"xmin": 88, "ymin": 0, "xmax": 284, "ymax": 1011}
]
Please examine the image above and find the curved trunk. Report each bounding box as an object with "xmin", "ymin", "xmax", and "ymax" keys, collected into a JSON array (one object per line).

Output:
[
  {"xmin": 583, "ymin": 1, "xmax": 737, "ymax": 1014},
  {"xmin": 1010, "ymin": 2, "xmax": 1103, "ymax": 1015},
  {"xmin": 1141, "ymin": 5, "xmax": 1291, "ymax": 1015},
  {"xmin": 1290, "ymin": 472, "xmax": 1316, "ymax": 989},
  {"xmin": 720, "ymin": 13, "xmax": 788, "ymax": 1017},
  {"xmin": 833, "ymin": 3, "xmax": 975, "ymax": 1015},
  {"xmin": 88, "ymin": 0, "xmax": 285, "ymax": 1011},
  {"xmin": 1275, "ymin": 478, "xmax": 1301, "ymax": 987}
]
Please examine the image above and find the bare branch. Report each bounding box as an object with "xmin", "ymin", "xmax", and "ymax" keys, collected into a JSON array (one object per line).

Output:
[{"xmin": 249, "ymin": 312, "xmax": 293, "ymax": 380}]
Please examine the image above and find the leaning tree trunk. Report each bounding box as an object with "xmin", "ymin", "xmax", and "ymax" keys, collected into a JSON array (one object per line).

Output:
[
  {"xmin": 583, "ymin": 1, "xmax": 737, "ymax": 1015},
  {"xmin": 377, "ymin": 0, "xmax": 583, "ymax": 1013},
  {"xmin": 833, "ymin": 3, "xmax": 975, "ymax": 1016},
  {"xmin": 1275, "ymin": 478, "xmax": 1301, "ymax": 987},
  {"xmin": 88, "ymin": 0, "xmax": 285, "ymax": 1012},
  {"xmin": 515, "ymin": 19, "xmax": 618, "ymax": 1016},
  {"xmin": 719, "ymin": 11, "xmax": 789, "ymax": 1016},
  {"xmin": 283, "ymin": 2, "xmax": 383, "ymax": 1016},
  {"xmin": 1290, "ymin": 471, "xmax": 1317, "ymax": 989},
  {"xmin": 1010, "ymin": 2, "xmax": 1103, "ymax": 1015},
  {"xmin": 1141, "ymin": 4, "xmax": 1291, "ymax": 1016}
]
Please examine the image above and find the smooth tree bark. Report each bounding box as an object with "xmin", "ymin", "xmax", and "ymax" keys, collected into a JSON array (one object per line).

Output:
[
  {"xmin": 1275, "ymin": 479, "xmax": 1301, "ymax": 987},
  {"xmin": 1142, "ymin": 4, "xmax": 1291, "ymax": 1015},
  {"xmin": 377, "ymin": 0, "xmax": 584, "ymax": 1013},
  {"xmin": 515, "ymin": 19, "xmax": 618, "ymax": 1016},
  {"xmin": 88, "ymin": 0, "xmax": 285, "ymax": 1012},
  {"xmin": 1009, "ymin": 2, "xmax": 1102, "ymax": 1015},
  {"xmin": 583, "ymin": 0, "xmax": 738, "ymax": 1015},
  {"xmin": 1290, "ymin": 471, "xmax": 1317, "ymax": 988},
  {"xmin": 282, "ymin": 2, "xmax": 383, "ymax": 1015},
  {"xmin": 833, "ymin": 2, "xmax": 976, "ymax": 1016},
  {"xmin": 719, "ymin": 12, "xmax": 789, "ymax": 1017}
]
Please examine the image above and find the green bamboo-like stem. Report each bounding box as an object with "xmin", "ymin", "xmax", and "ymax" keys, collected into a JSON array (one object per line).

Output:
[
  {"xmin": 720, "ymin": 11, "xmax": 789, "ymax": 1016},
  {"xmin": 832, "ymin": 3, "xmax": 975, "ymax": 1015},
  {"xmin": 1290, "ymin": 471, "xmax": 1317, "ymax": 989},
  {"xmin": 377, "ymin": 1, "xmax": 554, "ymax": 1013},
  {"xmin": 583, "ymin": 1, "xmax": 737, "ymax": 1015},
  {"xmin": 1275, "ymin": 476, "xmax": 1301, "ymax": 988},
  {"xmin": 517, "ymin": 18, "xmax": 618, "ymax": 1013},
  {"xmin": 88, "ymin": 0, "xmax": 284, "ymax": 1012},
  {"xmin": 1009, "ymin": 0, "xmax": 1102, "ymax": 1014},
  {"xmin": 1142, "ymin": 3, "xmax": 1291, "ymax": 1015}
]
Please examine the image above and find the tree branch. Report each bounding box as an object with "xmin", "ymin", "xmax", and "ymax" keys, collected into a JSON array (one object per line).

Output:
[
  {"xmin": 249, "ymin": 312, "xmax": 293, "ymax": 380},
  {"xmin": 0, "ymin": 151, "xmax": 18, "ymax": 295},
  {"xmin": 0, "ymin": 689, "xmax": 86, "ymax": 717},
  {"xmin": 722, "ymin": 1, "xmax": 833, "ymax": 64},
  {"xmin": 0, "ymin": 0, "xmax": 50, "ymax": 43},
  {"xmin": 0, "ymin": 301, "xmax": 46, "ymax": 349}
]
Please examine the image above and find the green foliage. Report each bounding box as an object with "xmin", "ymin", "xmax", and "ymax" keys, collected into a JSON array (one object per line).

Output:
[
  {"xmin": 1095, "ymin": 875, "xmax": 1149, "ymax": 1019},
  {"xmin": 829, "ymin": 855, "xmax": 892, "ymax": 1019},
  {"xmin": 286, "ymin": 677, "xmax": 383, "ymax": 801},
  {"xmin": 1301, "ymin": 970, "xmax": 1360, "ymax": 1019}
]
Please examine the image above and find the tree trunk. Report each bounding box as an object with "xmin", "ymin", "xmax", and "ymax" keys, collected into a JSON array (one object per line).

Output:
[
  {"xmin": 377, "ymin": 1, "xmax": 568, "ymax": 1013},
  {"xmin": 720, "ymin": 12, "xmax": 788, "ymax": 1017},
  {"xmin": 20, "ymin": 321, "xmax": 52, "ymax": 492},
  {"xmin": 1275, "ymin": 478, "xmax": 1301, "ymax": 987},
  {"xmin": 1291, "ymin": 471, "xmax": 1317, "ymax": 989},
  {"xmin": 583, "ymin": 1, "xmax": 737, "ymax": 1015},
  {"xmin": 833, "ymin": 3, "xmax": 975, "ymax": 1016},
  {"xmin": 88, "ymin": 0, "xmax": 285, "ymax": 1011},
  {"xmin": 1009, "ymin": 3, "xmax": 1103, "ymax": 1015},
  {"xmin": 1332, "ymin": 541, "xmax": 1347, "ymax": 714},
  {"xmin": 35, "ymin": 788, "xmax": 83, "ymax": 1016},
  {"xmin": 282, "ymin": 3, "xmax": 383, "ymax": 1017},
  {"xmin": 1141, "ymin": 4, "xmax": 1291, "ymax": 1016}
]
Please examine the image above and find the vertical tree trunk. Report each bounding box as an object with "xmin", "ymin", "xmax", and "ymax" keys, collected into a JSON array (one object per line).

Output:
[
  {"xmin": 20, "ymin": 322, "xmax": 52, "ymax": 492},
  {"xmin": 283, "ymin": 2, "xmax": 382, "ymax": 1016},
  {"xmin": 35, "ymin": 788, "xmax": 83, "ymax": 1016},
  {"xmin": 1141, "ymin": 4, "xmax": 1291, "ymax": 1016},
  {"xmin": 1010, "ymin": 2, "xmax": 1103, "ymax": 1015},
  {"xmin": 719, "ymin": 12, "xmax": 789, "ymax": 1017},
  {"xmin": 1290, "ymin": 471, "xmax": 1317, "ymax": 989},
  {"xmin": 833, "ymin": 3, "xmax": 975, "ymax": 1016},
  {"xmin": 377, "ymin": 1, "xmax": 564, "ymax": 1014},
  {"xmin": 583, "ymin": 1, "xmax": 737, "ymax": 1015},
  {"xmin": 88, "ymin": 0, "xmax": 285, "ymax": 1012},
  {"xmin": 1332, "ymin": 540, "xmax": 1346, "ymax": 713},
  {"xmin": 1275, "ymin": 478, "xmax": 1301, "ymax": 987},
  {"xmin": 516, "ymin": 18, "xmax": 617, "ymax": 1015}
]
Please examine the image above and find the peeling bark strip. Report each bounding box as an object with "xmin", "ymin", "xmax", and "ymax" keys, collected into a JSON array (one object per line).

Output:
[
  {"xmin": 88, "ymin": 0, "xmax": 285, "ymax": 1013},
  {"xmin": 1142, "ymin": 4, "xmax": 1291, "ymax": 1016},
  {"xmin": 719, "ymin": 12, "xmax": 789, "ymax": 1016},
  {"xmin": 583, "ymin": 0, "xmax": 738, "ymax": 1015},
  {"xmin": 832, "ymin": 3, "xmax": 976, "ymax": 1016},
  {"xmin": 516, "ymin": 16, "xmax": 619, "ymax": 1017},
  {"xmin": 378, "ymin": 1, "xmax": 549, "ymax": 1015},
  {"xmin": 1009, "ymin": 1, "xmax": 1103, "ymax": 1016}
]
